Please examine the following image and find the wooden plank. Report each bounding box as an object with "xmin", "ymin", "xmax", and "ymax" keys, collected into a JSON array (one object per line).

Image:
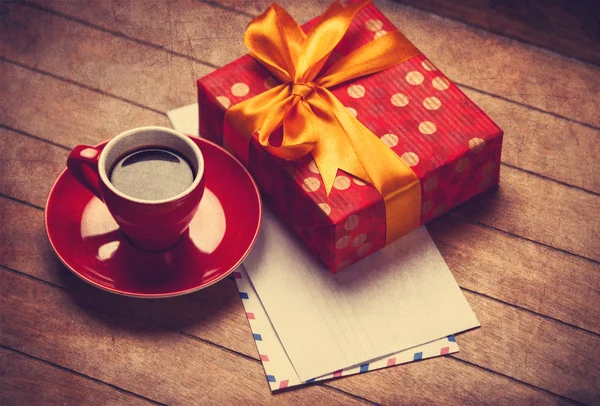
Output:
[
  {"xmin": 0, "ymin": 128, "xmax": 67, "ymax": 208},
  {"xmin": 454, "ymin": 166, "xmax": 600, "ymax": 262},
  {"xmin": 2, "ymin": 4, "xmax": 599, "ymax": 194},
  {"xmin": 0, "ymin": 348, "xmax": 155, "ymax": 406},
  {"xmin": 0, "ymin": 2, "xmax": 212, "ymax": 114},
  {"xmin": 0, "ymin": 192, "xmax": 261, "ymax": 361},
  {"xmin": 0, "ymin": 270, "xmax": 366, "ymax": 406},
  {"xmin": 390, "ymin": 0, "xmax": 600, "ymax": 66},
  {"xmin": 332, "ymin": 293, "xmax": 600, "ymax": 405},
  {"xmin": 2, "ymin": 61, "xmax": 597, "ymax": 262},
  {"xmin": 428, "ymin": 215, "xmax": 600, "ymax": 335},
  {"xmin": 0, "ymin": 61, "xmax": 170, "ymax": 149},
  {"xmin": 463, "ymin": 89, "xmax": 599, "ymax": 194},
  {"xmin": 2, "ymin": 192, "xmax": 600, "ymax": 403},
  {"xmin": 0, "ymin": 267, "xmax": 577, "ymax": 405},
  {"xmin": 328, "ymin": 355, "xmax": 574, "ymax": 406},
  {"xmin": 457, "ymin": 292, "xmax": 600, "ymax": 405},
  {"xmin": 3, "ymin": 130, "xmax": 600, "ymax": 335},
  {"xmin": 2, "ymin": 52, "xmax": 599, "ymax": 261},
  {"xmin": 26, "ymin": 0, "xmax": 600, "ymax": 127}
]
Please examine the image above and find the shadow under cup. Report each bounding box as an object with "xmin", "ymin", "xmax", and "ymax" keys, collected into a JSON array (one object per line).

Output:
[{"xmin": 97, "ymin": 127, "xmax": 206, "ymax": 251}]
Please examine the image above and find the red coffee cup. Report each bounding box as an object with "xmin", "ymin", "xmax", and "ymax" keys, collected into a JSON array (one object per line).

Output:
[{"xmin": 67, "ymin": 126, "xmax": 205, "ymax": 251}]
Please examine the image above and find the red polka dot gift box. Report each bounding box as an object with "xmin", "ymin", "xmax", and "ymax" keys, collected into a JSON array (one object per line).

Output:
[{"xmin": 196, "ymin": 1, "xmax": 503, "ymax": 273}]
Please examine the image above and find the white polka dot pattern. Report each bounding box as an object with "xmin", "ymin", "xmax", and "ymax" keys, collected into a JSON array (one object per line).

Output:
[
  {"xmin": 231, "ymin": 82, "xmax": 249, "ymax": 97},
  {"xmin": 357, "ymin": 243, "xmax": 372, "ymax": 257},
  {"xmin": 482, "ymin": 161, "xmax": 496, "ymax": 175},
  {"xmin": 336, "ymin": 236, "xmax": 350, "ymax": 249},
  {"xmin": 479, "ymin": 177, "xmax": 492, "ymax": 189},
  {"xmin": 380, "ymin": 133, "xmax": 399, "ymax": 147},
  {"xmin": 401, "ymin": 152, "xmax": 419, "ymax": 167},
  {"xmin": 216, "ymin": 96, "xmax": 231, "ymax": 109},
  {"xmin": 347, "ymin": 85, "xmax": 366, "ymax": 98},
  {"xmin": 421, "ymin": 201, "xmax": 433, "ymax": 214},
  {"xmin": 318, "ymin": 203, "xmax": 331, "ymax": 215},
  {"xmin": 433, "ymin": 204, "xmax": 446, "ymax": 217},
  {"xmin": 424, "ymin": 176, "xmax": 438, "ymax": 192},
  {"xmin": 423, "ymin": 96, "xmax": 441, "ymax": 110},
  {"xmin": 353, "ymin": 178, "xmax": 366, "ymax": 186},
  {"xmin": 365, "ymin": 19, "xmax": 383, "ymax": 31},
  {"xmin": 421, "ymin": 60, "xmax": 437, "ymax": 71},
  {"xmin": 302, "ymin": 177, "xmax": 321, "ymax": 192},
  {"xmin": 345, "ymin": 215, "xmax": 359, "ymax": 231},
  {"xmin": 334, "ymin": 176, "xmax": 351, "ymax": 190},
  {"xmin": 352, "ymin": 234, "xmax": 367, "ymax": 247},
  {"xmin": 337, "ymin": 260, "xmax": 351, "ymax": 271},
  {"xmin": 455, "ymin": 157, "xmax": 470, "ymax": 172},
  {"xmin": 308, "ymin": 160, "xmax": 319, "ymax": 174},
  {"xmin": 405, "ymin": 71, "xmax": 424, "ymax": 85},
  {"xmin": 419, "ymin": 121, "xmax": 437, "ymax": 135},
  {"xmin": 390, "ymin": 93, "xmax": 409, "ymax": 107},
  {"xmin": 432, "ymin": 77, "xmax": 450, "ymax": 90},
  {"xmin": 469, "ymin": 138, "xmax": 486, "ymax": 153},
  {"xmin": 346, "ymin": 107, "xmax": 358, "ymax": 117},
  {"xmin": 374, "ymin": 30, "xmax": 387, "ymax": 39}
]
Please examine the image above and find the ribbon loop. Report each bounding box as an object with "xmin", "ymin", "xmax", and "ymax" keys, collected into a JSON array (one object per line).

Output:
[{"xmin": 223, "ymin": 0, "xmax": 423, "ymax": 244}]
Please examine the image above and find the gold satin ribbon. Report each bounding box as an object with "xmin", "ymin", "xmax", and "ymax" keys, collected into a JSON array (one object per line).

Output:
[{"xmin": 224, "ymin": 0, "xmax": 421, "ymax": 243}]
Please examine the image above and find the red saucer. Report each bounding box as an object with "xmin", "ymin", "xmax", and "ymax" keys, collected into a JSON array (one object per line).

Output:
[{"xmin": 45, "ymin": 136, "xmax": 262, "ymax": 298}]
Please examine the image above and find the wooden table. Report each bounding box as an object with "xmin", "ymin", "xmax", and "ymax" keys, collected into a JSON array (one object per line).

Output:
[{"xmin": 1, "ymin": 1, "xmax": 598, "ymax": 404}]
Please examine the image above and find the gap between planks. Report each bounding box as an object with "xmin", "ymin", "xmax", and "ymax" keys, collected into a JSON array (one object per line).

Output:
[
  {"xmin": 0, "ymin": 263, "xmax": 580, "ymax": 405},
  {"xmin": 1, "ymin": 56, "xmax": 598, "ymax": 200},
  {"xmin": 12, "ymin": 0, "xmax": 600, "ymax": 133},
  {"xmin": 0, "ymin": 345, "xmax": 167, "ymax": 406},
  {"xmin": 1, "ymin": 188, "xmax": 598, "ymax": 340},
  {"xmin": 2, "ymin": 119, "xmax": 598, "ymax": 269},
  {"xmin": 0, "ymin": 264, "xmax": 379, "ymax": 405}
]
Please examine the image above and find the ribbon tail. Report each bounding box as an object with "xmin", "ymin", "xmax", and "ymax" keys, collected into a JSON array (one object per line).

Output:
[
  {"xmin": 319, "ymin": 89, "xmax": 421, "ymax": 242},
  {"xmin": 304, "ymin": 91, "xmax": 371, "ymax": 194}
]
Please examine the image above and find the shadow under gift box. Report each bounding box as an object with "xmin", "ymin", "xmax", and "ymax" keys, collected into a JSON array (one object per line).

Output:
[{"xmin": 197, "ymin": 3, "xmax": 503, "ymax": 273}]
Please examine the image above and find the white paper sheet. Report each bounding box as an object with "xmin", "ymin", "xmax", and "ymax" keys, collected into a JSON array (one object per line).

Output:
[
  {"xmin": 168, "ymin": 103, "xmax": 477, "ymax": 389},
  {"xmin": 234, "ymin": 264, "xmax": 459, "ymax": 390},
  {"xmin": 244, "ymin": 208, "xmax": 480, "ymax": 381},
  {"xmin": 166, "ymin": 104, "xmax": 199, "ymax": 137}
]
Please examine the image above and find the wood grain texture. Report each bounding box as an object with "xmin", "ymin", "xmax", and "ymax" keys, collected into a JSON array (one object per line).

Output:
[
  {"xmin": 0, "ymin": 62, "xmax": 170, "ymax": 149},
  {"xmin": 0, "ymin": 270, "xmax": 367, "ymax": 406},
  {"xmin": 429, "ymin": 216, "xmax": 600, "ymax": 335},
  {"xmin": 23, "ymin": 0, "xmax": 600, "ymax": 128},
  {"xmin": 2, "ymin": 188, "xmax": 599, "ymax": 403},
  {"xmin": 2, "ymin": 3, "xmax": 599, "ymax": 195},
  {"xmin": 457, "ymin": 292, "xmax": 600, "ymax": 404},
  {"xmin": 463, "ymin": 89, "xmax": 599, "ymax": 194},
  {"xmin": 0, "ymin": 348, "xmax": 156, "ymax": 406},
  {"xmin": 454, "ymin": 167, "xmax": 600, "ymax": 261},
  {"xmin": 0, "ymin": 215, "xmax": 584, "ymax": 405},
  {"xmin": 1, "ymin": 0, "xmax": 599, "ymax": 403},
  {"xmin": 2, "ymin": 50, "xmax": 598, "ymax": 262},
  {"xmin": 328, "ymin": 356, "xmax": 574, "ymax": 405},
  {"xmin": 0, "ymin": 2, "xmax": 211, "ymax": 114},
  {"xmin": 3, "ymin": 128, "xmax": 599, "ymax": 337},
  {"xmin": 392, "ymin": 0, "xmax": 600, "ymax": 66}
]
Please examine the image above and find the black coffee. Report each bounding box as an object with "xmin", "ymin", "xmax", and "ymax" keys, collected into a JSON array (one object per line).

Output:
[{"xmin": 109, "ymin": 148, "xmax": 195, "ymax": 201}]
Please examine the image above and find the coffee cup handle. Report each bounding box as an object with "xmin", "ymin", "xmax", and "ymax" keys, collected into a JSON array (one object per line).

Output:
[{"xmin": 67, "ymin": 145, "xmax": 103, "ymax": 200}]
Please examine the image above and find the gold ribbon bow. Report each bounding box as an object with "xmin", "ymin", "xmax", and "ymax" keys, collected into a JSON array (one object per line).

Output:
[{"xmin": 224, "ymin": 0, "xmax": 422, "ymax": 243}]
